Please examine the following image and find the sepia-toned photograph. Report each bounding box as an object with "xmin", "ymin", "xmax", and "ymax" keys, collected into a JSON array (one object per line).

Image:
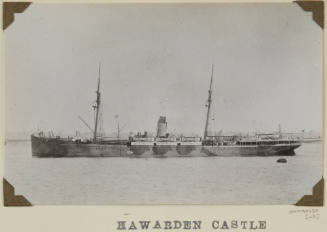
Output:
[{"xmin": 3, "ymin": 2, "xmax": 323, "ymax": 205}]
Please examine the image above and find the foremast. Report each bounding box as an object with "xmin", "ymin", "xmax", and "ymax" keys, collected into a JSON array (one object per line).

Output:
[
  {"xmin": 93, "ymin": 64, "xmax": 101, "ymax": 143},
  {"xmin": 204, "ymin": 65, "xmax": 214, "ymax": 140}
]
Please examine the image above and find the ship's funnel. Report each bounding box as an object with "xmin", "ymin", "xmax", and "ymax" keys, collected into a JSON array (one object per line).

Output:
[{"xmin": 156, "ymin": 116, "xmax": 167, "ymax": 138}]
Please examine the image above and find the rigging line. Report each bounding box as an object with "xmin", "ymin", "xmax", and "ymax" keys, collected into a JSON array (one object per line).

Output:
[
  {"xmin": 99, "ymin": 107, "xmax": 105, "ymax": 138},
  {"xmin": 78, "ymin": 116, "xmax": 94, "ymax": 134}
]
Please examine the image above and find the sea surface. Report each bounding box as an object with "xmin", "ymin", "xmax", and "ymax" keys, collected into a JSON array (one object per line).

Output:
[{"xmin": 4, "ymin": 141, "xmax": 323, "ymax": 205}]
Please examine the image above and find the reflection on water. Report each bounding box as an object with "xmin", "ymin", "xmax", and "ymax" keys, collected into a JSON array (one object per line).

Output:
[{"xmin": 4, "ymin": 141, "xmax": 323, "ymax": 205}]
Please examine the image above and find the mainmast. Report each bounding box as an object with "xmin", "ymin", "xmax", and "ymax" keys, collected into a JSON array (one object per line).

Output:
[
  {"xmin": 93, "ymin": 63, "xmax": 101, "ymax": 143},
  {"xmin": 204, "ymin": 64, "xmax": 214, "ymax": 140},
  {"xmin": 115, "ymin": 114, "xmax": 120, "ymax": 139}
]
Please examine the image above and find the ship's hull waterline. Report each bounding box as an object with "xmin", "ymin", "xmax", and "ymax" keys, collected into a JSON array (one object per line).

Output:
[{"xmin": 31, "ymin": 135, "xmax": 300, "ymax": 157}]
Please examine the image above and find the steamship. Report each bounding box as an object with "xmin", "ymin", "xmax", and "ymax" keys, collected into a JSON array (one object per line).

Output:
[{"xmin": 31, "ymin": 65, "xmax": 301, "ymax": 157}]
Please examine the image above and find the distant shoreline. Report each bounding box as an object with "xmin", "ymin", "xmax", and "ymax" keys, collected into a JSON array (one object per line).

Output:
[
  {"xmin": 300, "ymin": 139, "xmax": 323, "ymax": 143},
  {"xmin": 5, "ymin": 139, "xmax": 31, "ymax": 143}
]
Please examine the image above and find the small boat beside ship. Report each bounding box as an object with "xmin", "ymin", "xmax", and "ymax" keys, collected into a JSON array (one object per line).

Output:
[{"xmin": 31, "ymin": 65, "xmax": 301, "ymax": 157}]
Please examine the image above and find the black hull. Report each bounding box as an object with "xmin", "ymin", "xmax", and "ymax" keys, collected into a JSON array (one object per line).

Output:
[{"xmin": 31, "ymin": 135, "xmax": 301, "ymax": 157}]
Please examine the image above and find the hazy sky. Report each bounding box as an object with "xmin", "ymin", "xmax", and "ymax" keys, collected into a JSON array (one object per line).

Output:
[{"xmin": 5, "ymin": 3, "xmax": 322, "ymax": 137}]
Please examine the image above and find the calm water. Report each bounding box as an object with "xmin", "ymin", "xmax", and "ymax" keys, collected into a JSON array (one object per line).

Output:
[{"xmin": 4, "ymin": 141, "xmax": 322, "ymax": 205}]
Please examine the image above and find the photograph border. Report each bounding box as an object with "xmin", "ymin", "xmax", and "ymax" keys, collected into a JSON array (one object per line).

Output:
[{"xmin": 0, "ymin": 0, "xmax": 326, "ymax": 231}]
